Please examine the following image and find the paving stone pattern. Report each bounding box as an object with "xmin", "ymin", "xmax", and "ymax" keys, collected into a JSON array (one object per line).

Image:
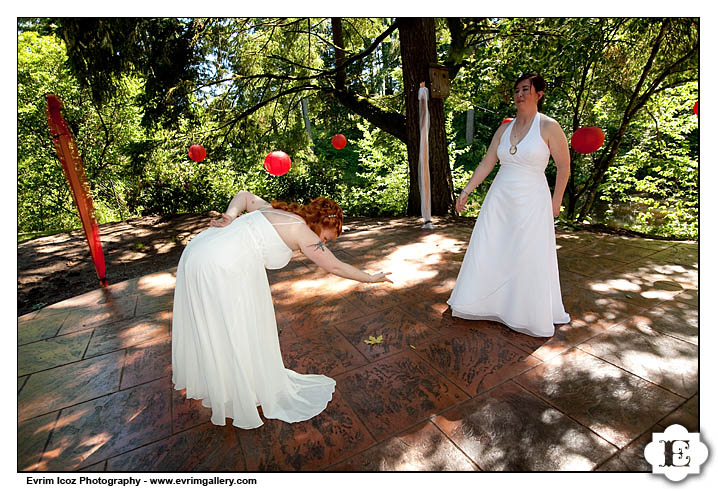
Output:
[{"xmin": 18, "ymin": 217, "xmax": 698, "ymax": 471}]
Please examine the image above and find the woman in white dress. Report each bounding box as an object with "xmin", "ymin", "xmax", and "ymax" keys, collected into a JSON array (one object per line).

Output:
[
  {"xmin": 448, "ymin": 73, "xmax": 571, "ymax": 337},
  {"xmin": 172, "ymin": 191, "xmax": 391, "ymax": 429}
]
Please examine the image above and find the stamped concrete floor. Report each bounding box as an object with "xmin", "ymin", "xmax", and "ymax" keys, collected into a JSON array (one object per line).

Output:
[{"xmin": 17, "ymin": 217, "xmax": 699, "ymax": 472}]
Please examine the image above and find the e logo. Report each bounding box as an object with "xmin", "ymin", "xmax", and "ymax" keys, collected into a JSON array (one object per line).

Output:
[
  {"xmin": 644, "ymin": 425, "xmax": 708, "ymax": 482},
  {"xmin": 660, "ymin": 439, "xmax": 691, "ymax": 467}
]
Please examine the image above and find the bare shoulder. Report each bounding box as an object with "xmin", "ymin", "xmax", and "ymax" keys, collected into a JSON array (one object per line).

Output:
[
  {"xmin": 540, "ymin": 114, "xmax": 563, "ymax": 134},
  {"xmin": 496, "ymin": 121, "xmax": 511, "ymax": 137},
  {"xmin": 296, "ymin": 223, "xmax": 327, "ymax": 253},
  {"xmin": 541, "ymin": 115, "xmax": 569, "ymax": 147},
  {"xmin": 491, "ymin": 121, "xmax": 510, "ymax": 143},
  {"xmin": 295, "ymin": 221, "xmax": 318, "ymax": 241},
  {"xmin": 265, "ymin": 217, "xmax": 312, "ymax": 252}
]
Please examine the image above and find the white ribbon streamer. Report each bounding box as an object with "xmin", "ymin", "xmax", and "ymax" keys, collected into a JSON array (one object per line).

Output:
[{"xmin": 418, "ymin": 86, "xmax": 433, "ymax": 229}]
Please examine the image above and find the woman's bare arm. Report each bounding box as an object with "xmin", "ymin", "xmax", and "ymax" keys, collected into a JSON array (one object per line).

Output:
[
  {"xmin": 456, "ymin": 124, "xmax": 507, "ymax": 212},
  {"xmin": 545, "ymin": 119, "xmax": 571, "ymax": 217},
  {"xmin": 297, "ymin": 227, "xmax": 391, "ymax": 283},
  {"xmin": 226, "ymin": 191, "xmax": 269, "ymax": 217},
  {"xmin": 210, "ymin": 191, "xmax": 269, "ymax": 227}
]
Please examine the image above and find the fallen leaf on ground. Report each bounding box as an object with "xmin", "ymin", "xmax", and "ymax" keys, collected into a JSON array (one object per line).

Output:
[{"xmin": 364, "ymin": 335, "xmax": 383, "ymax": 345}]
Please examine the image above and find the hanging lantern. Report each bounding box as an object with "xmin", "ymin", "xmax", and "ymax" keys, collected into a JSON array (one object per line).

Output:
[
  {"xmin": 331, "ymin": 134, "xmax": 347, "ymax": 150},
  {"xmin": 264, "ymin": 151, "xmax": 292, "ymax": 176},
  {"xmin": 501, "ymin": 118, "xmax": 513, "ymax": 125},
  {"xmin": 571, "ymin": 126, "xmax": 605, "ymax": 154},
  {"xmin": 188, "ymin": 145, "xmax": 206, "ymax": 162}
]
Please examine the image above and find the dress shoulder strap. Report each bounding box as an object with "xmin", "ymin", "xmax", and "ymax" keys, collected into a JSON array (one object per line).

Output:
[
  {"xmin": 259, "ymin": 207, "xmax": 306, "ymax": 226},
  {"xmin": 534, "ymin": 111, "xmax": 544, "ymax": 134}
]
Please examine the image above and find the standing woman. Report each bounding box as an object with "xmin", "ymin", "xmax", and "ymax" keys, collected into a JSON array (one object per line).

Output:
[
  {"xmin": 448, "ymin": 73, "xmax": 570, "ymax": 337},
  {"xmin": 172, "ymin": 191, "xmax": 391, "ymax": 429}
]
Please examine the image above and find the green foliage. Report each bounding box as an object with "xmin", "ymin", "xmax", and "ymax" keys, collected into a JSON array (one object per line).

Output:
[
  {"xmin": 57, "ymin": 18, "xmax": 202, "ymax": 127},
  {"xmin": 17, "ymin": 30, "xmax": 238, "ymax": 235},
  {"xmin": 231, "ymin": 115, "xmax": 409, "ymax": 217},
  {"xmin": 338, "ymin": 119, "xmax": 408, "ymax": 216},
  {"xmin": 18, "ymin": 31, "xmax": 91, "ymax": 233},
  {"xmin": 599, "ymin": 83, "xmax": 698, "ymax": 239},
  {"xmin": 239, "ymin": 154, "xmax": 342, "ymax": 206},
  {"xmin": 438, "ymin": 17, "xmax": 697, "ymax": 237},
  {"xmin": 17, "ymin": 18, "xmax": 699, "ymax": 240},
  {"xmin": 126, "ymin": 134, "xmax": 240, "ymax": 216}
]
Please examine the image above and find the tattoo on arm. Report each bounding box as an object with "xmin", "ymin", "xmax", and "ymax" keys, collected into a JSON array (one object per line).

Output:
[{"xmin": 310, "ymin": 241, "xmax": 325, "ymax": 252}]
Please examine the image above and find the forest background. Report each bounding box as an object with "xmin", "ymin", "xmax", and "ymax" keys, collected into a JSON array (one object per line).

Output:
[{"xmin": 17, "ymin": 17, "xmax": 698, "ymax": 241}]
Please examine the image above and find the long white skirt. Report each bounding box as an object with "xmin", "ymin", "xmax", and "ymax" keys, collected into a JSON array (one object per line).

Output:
[
  {"xmin": 171, "ymin": 213, "xmax": 335, "ymax": 429},
  {"xmin": 448, "ymin": 164, "xmax": 570, "ymax": 337}
]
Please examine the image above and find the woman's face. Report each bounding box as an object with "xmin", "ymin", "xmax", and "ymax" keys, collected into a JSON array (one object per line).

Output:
[
  {"xmin": 319, "ymin": 227, "xmax": 339, "ymax": 244},
  {"xmin": 513, "ymin": 80, "xmax": 543, "ymax": 108}
]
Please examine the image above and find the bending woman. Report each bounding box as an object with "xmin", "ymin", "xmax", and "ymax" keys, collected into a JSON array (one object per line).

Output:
[{"xmin": 172, "ymin": 191, "xmax": 391, "ymax": 429}]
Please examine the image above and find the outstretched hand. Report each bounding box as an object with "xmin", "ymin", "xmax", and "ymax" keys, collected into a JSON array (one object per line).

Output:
[
  {"xmin": 209, "ymin": 212, "xmax": 235, "ymax": 228},
  {"xmin": 369, "ymin": 271, "xmax": 393, "ymax": 284}
]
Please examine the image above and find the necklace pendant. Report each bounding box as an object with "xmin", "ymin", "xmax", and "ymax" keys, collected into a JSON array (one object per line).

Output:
[{"xmin": 509, "ymin": 145, "xmax": 517, "ymax": 155}]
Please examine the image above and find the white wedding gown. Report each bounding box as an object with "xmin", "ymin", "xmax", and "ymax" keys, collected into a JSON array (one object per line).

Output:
[
  {"xmin": 447, "ymin": 112, "xmax": 570, "ymax": 337},
  {"xmin": 172, "ymin": 209, "xmax": 335, "ymax": 429}
]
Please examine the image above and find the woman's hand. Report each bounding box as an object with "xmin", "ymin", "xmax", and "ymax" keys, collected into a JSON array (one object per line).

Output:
[
  {"xmin": 209, "ymin": 212, "xmax": 235, "ymax": 228},
  {"xmin": 369, "ymin": 271, "xmax": 393, "ymax": 283},
  {"xmin": 456, "ymin": 190, "xmax": 469, "ymax": 213},
  {"xmin": 552, "ymin": 199, "xmax": 562, "ymax": 218}
]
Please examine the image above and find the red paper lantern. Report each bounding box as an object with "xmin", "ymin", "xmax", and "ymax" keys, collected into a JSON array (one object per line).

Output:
[
  {"xmin": 331, "ymin": 134, "xmax": 347, "ymax": 150},
  {"xmin": 501, "ymin": 118, "xmax": 513, "ymax": 125},
  {"xmin": 693, "ymin": 101, "xmax": 698, "ymax": 115},
  {"xmin": 264, "ymin": 151, "xmax": 292, "ymax": 176},
  {"xmin": 188, "ymin": 144, "xmax": 206, "ymax": 162},
  {"xmin": 571, "ymin": 126, "xmax": 605, "ymax": 154}
]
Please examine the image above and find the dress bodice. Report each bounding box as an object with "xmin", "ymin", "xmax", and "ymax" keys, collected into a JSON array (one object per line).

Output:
[
  {"xmin": 233, "ymin": 210, "xmax": 294, "ymax": 270},
  {"xmin": 497, "ymin": 112, "xmax": 551, "ymax": 173}
]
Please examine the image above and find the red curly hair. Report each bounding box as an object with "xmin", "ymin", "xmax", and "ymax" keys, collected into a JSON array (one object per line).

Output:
[{"xmin": 271, "ymin": 197, "xmax": 344, "ymax": 238}]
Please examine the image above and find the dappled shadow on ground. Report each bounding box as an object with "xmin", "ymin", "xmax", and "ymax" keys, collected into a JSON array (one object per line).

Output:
[
  {"xmin": 17, "ymin": 217, "xmax": 697, "ymax": 471},
  {"xmin": 18, "ymin": 213, "xmax": 211, "ymax": 316}
]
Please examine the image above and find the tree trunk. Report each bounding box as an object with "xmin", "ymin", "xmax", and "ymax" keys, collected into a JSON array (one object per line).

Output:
[
  {"xmin": 331, "ymin": 18, "xmax": 346, "ymax": 90},
  {"xmin": 398, "ymin": 18, "xmax": 454, "ymax": 216},
  {"xmin": 566, "ymin": 149, "xmax": 580, "ymax": 218},
  {"xmin": 577, "ymin": 124, "xmax": 630, "ymax": 220},
  {"xmin": 565, "ymin": 58, "xmax": 592, "ymax": 220}
]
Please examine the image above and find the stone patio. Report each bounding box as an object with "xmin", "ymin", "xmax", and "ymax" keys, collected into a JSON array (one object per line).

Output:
[{"xmin": 17, "ymin": 217, "xmax": 699, "ymax": 472}]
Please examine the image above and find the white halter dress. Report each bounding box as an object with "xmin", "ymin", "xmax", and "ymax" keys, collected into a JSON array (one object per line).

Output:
[
  {"xmin": 172, "ymin": 208, "xmax": 335, "ymax": 428},
  {"xmin": 447, "ymin": 112, "xmax": 570, "ymax": 337}
]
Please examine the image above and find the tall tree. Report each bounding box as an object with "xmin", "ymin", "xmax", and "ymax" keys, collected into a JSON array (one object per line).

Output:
[
  {"xmin": 330, "ymin": 18, "xmax": 454, "ymax": 214},
  {"xmin": 398, "ymin": 18, "xmax": 453, "ymax": 215}
]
